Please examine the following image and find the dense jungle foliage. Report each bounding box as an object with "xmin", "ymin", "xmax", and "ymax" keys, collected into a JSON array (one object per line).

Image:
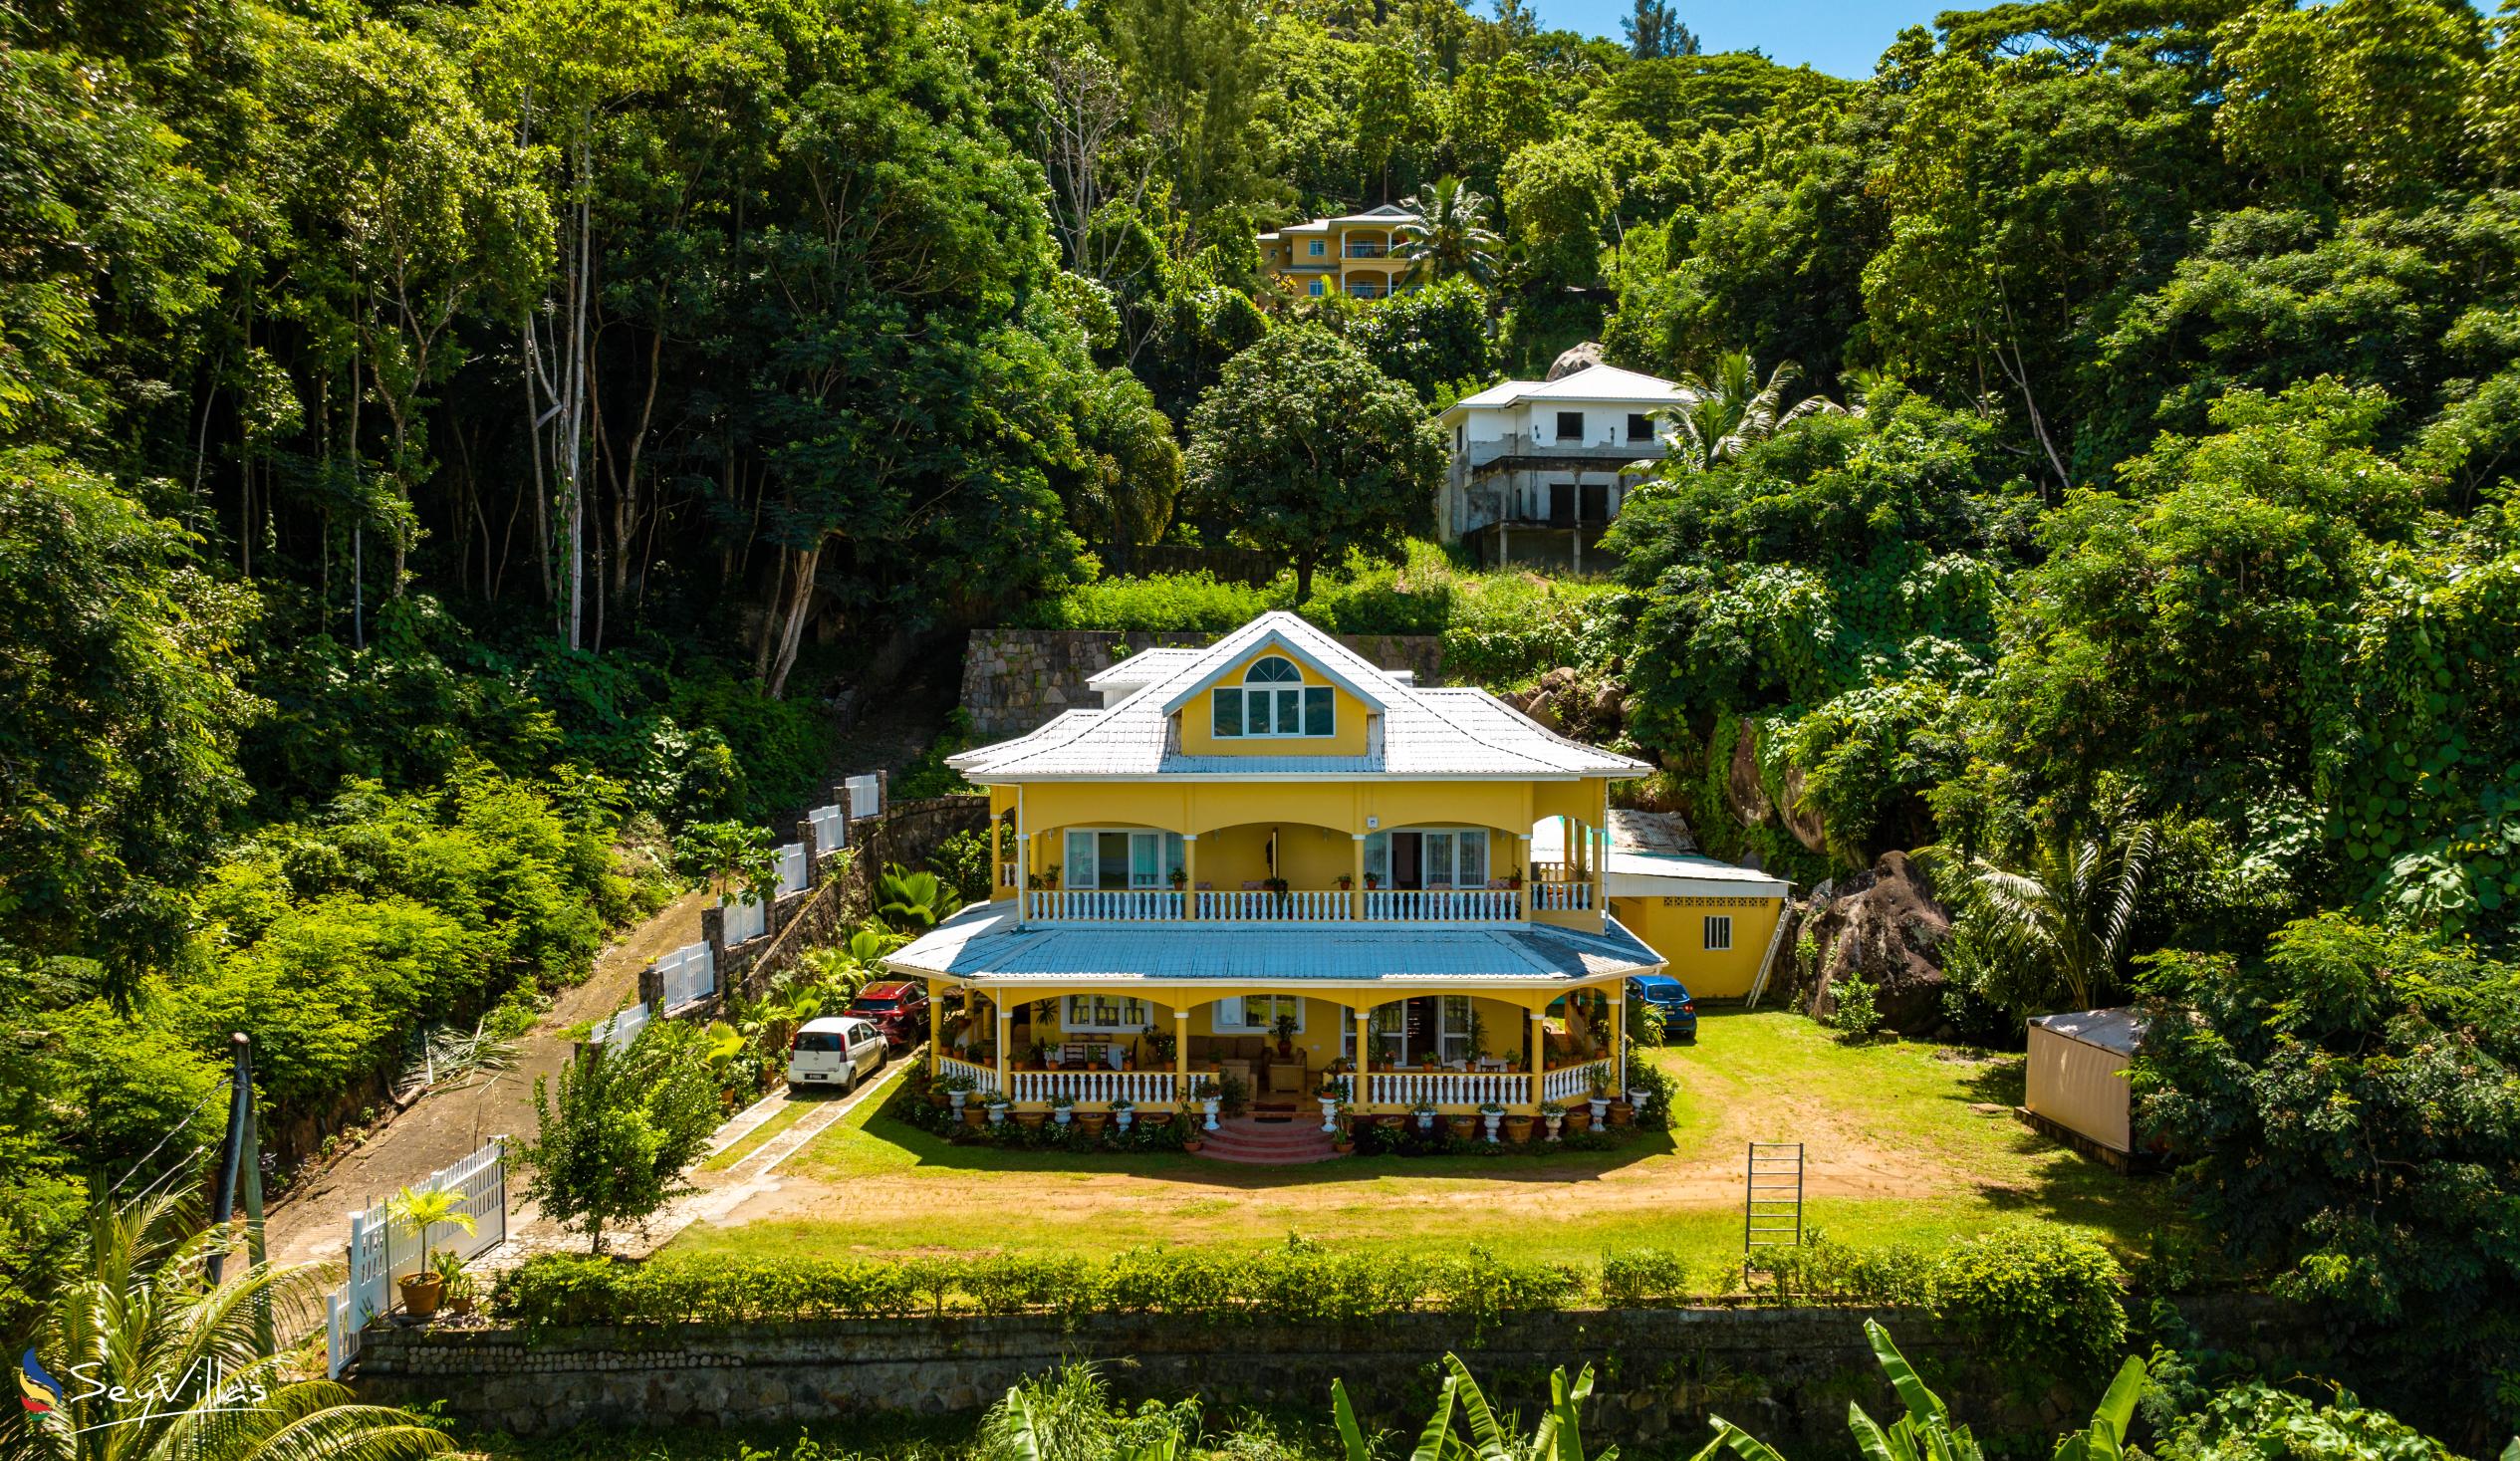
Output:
[{"xmin": 3, "ymin": 0, "xmax": 2518, "ymax": 1436}]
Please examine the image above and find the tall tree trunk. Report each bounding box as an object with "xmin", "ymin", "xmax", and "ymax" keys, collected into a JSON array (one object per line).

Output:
[{"xmin": 764, "ymin": 540, "xmax": 824, "ymax": 699}]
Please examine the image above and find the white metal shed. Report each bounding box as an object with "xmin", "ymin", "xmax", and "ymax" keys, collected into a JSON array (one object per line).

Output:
[{"xmin": 2025, "ymin": 1007, "xmax": 2147, "ymax": 1155}]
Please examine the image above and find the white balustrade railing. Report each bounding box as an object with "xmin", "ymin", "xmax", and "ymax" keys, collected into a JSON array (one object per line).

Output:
[
  {"xmin": 1027, "ymin": 889, "xmax": 1182, "ymax": 921},
  {"xmin": 938, "ymin": 1055, "xmax": 1000, "ymax": 1094},
  {"xmin": 1364, "ymin": 888, "xmax": 1521, "ymax": 921},
  {"xmin": 1195, "ymin": 889, "xmax": 1353, "ymax": 921},
  {"xmin": 999, "ymin": 861, "xmax": 1020, "ymax": 890},
  {"xmin": 1530, "ymin": 880, "xmax": 1593, "ymax": 911},
  {"xmin": 722, "ymin": 893, "xmax": 768, "ymax": 943},
  {"xmin": 1543, "ymin": 1061, "xmax": 1612, "ymax": 1102},
  {"xmin": 1368, "ymin": 1070, "xmax": 1531, "ymax": 1107},
  {"xmin": 1007, "ymin": 1069, "xmax": 1176, "ymax": 1105}
]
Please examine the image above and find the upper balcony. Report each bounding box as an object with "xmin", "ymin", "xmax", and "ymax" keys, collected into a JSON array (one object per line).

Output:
[{"xmin": 1345, "ymin": 241, "xmax": 1389, "ymax": 258}]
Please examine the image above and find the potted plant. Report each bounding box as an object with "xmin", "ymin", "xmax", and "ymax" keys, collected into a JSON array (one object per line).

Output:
[
  {"xmin": 1142, "ymin": 1025, "xmax": 1176, "ymax": 1063},
  {"xmin": 1628, "ymin": 1085, "xmax": 1653, "ymax": 1120},
  {"xmin": 1111, "ymin": 1097, "xmax": 1135, "ymax": 1132},
  {"xmin": 1169, "ymin": 865, "xmax": 1188, "ymax": 889},
  {"xmin": 1336, "ymin": 873, "xmax": 1355, "ymax": 891},
  {"xmin": 1411, "ymin": 1097, "xmax": 1438, "ymax": 1132},
  {"xmin": 1539, "ymin": 1099, "xmax": 1566, "ymax": 1141},
  {"xmin": 1477, "ymin": 1101, "xmax": 1506, "ymax": 1143},
  {"xmin": 1502, "ymin": 1110, "xmax": 1535, "ymax": 1145},
  {"xmin": 1316, "ymin": 1084, "xmax": 1342, "ymax": 1133},
  {"xmin": 984, "ymin": 1093, "xmax": 1011, "ymax": 1124},
  {"xmin": 1193, "ymin": 1078, "xmax": 1223, "ymax": 1131},
  {"xmin": 1332, "ymin": 1106, "xmax": 1356, "ymax": 1154},
  {"xmin": 1444, "ymin": 1110, "xmax": 1477, "ymax": 1140},
  {"xmin": 1263, "ymin": 874, "xmax": 1290, "ymax": 902},
  {"xmin": 1505, "ymin": 866, "xmax": 1525, "ymax": 890},
  {"xmin": 1418, "ymin": 1050, "xmax": 1440, "ymax": 1071},
  {"xmin": 943, "ymin": 1074, "xmax": 973, "ymax": 1115},
  {"xmin": 1589, "ymin": 1084, "xmax": 1613, "ymax": 1125},
  {"xmin": 386, "ymin": 1186, "xmax": 477, "ymax": 1320},
  {"xmin": 430, "ymin": 1250, "xmax": 478, "ymax": 1319},
  {"xmin": 1272, "ymin": 1012, "xmax": 1298, "ymax": 1059},
  {"xmin": 1051, "ymin": 1093, "xmax": 1077, "ymax": 1125},
  {"xmin": 1365, "ymin": 871, "xmax": 1382, "ymax": 889},
  {"xmin": 1563, "ymin": 1101, "xmax": 1592, "ymax": 1134}
]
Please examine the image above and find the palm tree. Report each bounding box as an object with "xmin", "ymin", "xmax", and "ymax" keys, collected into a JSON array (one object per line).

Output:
[
  {"xmin": 1393, "ymin": 177, "xmax": 1503, "ymax": 289},
  {"xmin": 1963, "ymin": 799, "xmax": 2157, "ymax": 1013},
  {"xmin": 1645, "ymin": 352, "xmax": 1846, "ymax": 473},
  {"xmin": 10, "ymin": 1192, "xmax": 452, "ymax": 1461}
]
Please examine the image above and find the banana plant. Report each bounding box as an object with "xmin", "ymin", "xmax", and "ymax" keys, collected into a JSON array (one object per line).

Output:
[
  {"xmin": 1691, "ymin": 1323, "xmax": 2146, "ymax": 1461},
  {"xmin": 1333, "ymin": 1356, "xmax": 1617, "ymax": 1461}
]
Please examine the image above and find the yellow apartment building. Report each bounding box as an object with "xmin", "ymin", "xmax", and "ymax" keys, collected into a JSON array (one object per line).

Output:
[
  {"xmin": 888, "ymin": 612, "xmax": 1690, "ymax": 1123},
  {"xmin": 1254, "ymin": 203, "xmax": 1420, "ymax": 300}
]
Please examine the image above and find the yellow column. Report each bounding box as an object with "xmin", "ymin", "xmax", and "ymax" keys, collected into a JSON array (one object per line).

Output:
[
  {"xmin": 1610, "ymin": 982, "xmax": 1627, "ymax": 1093},
  {"xmin": 1173, "ymin": 1007, "xmax": 1192, "ymax": 1109},
  {"xmin": 1529, "ymin": 1009, "xmax": 1546, "ymax": 1109},
  {"xmin": 1355, "ymin": 1006, "xmax": 1374, "ymax": 1107},
  {"xmin": 1353, "ymin": 835, "xmax": 1368, "ymax": 920},
  {"xmin": 995, "ymin": 994, "xmax": 1012, "ymax": 1097},
  {"xmin": 1182, "ymin": 835, "xmax": 1198, "ymax": 921},
  {"xmin": 989, "ymin": 811, "xmax": 1003, "ymax": 901},
  {"xmin": 928, "ymin": 980, "xmax": 944, "ymax": 1078}
]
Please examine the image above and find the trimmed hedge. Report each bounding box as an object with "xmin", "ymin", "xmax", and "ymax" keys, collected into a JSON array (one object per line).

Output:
[
  {"xmin": 489, "ymin": 1226, "xmax": 2129, "ymax": 1355},
  {"xmin": 491, "ymin": 1239, "xmax": 1580, "ymax": 1332}
]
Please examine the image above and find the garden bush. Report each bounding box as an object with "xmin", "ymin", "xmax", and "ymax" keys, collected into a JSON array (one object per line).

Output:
[
  {"xmin": 1750, "ymin": 1226, "xmax": 2128, "ymax": 1376},
  {"xmin": 1600, "ymin": 1247, "xmax": 1699, "ymax": 1307}
]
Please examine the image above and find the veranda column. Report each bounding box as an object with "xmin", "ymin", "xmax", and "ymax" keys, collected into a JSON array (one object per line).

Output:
[
  {"xmin": 989, "ymin": 812, "xmax": 1003, "ymax": 899},
  {"xmin": 1516, "ymin": 833, "xmax": 1532, "ymax": 919},
  {"xmin": 1181, "ymin": 835, "xmax": 1198, "ymax": 920},
  {"xmin": 1352, "ymin": 834, "xmax": 1368, "ymax": 920},
  {"xmin": 1174, "ymin": 1008, "xmax": 1192, "ymax": 1109},
  {"xmin": 1354, "ymin": 1006, "xmax": 1374, "ymax": 1105},
  {"xmin": 1529, "ymin": 1009, "xmax": 1546, "ymax": 1109},
  {"xmin": 1592, "ymin": 825, "xmax": 1608, "ymax": 920},
  {"xmin": 1610, "ymin": 983, "xmax": 1627, "ymax": 1093},
  {"xmin": 995, "ymin": 994, "xmax": 1012, "ymax": 1097},
  {"xmin": 928, "ymin": 979, "xmax": 944, "ymax": 1079}
]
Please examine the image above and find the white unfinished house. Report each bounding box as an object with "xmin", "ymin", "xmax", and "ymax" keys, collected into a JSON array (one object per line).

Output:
[{"xmin": 1435, "ymin": 354, "xmax": 1691, "ymax": 573}]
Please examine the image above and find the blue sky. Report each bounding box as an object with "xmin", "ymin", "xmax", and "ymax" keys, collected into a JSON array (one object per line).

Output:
[{"xmin": 1526, "ymin": 0, "xmax": 1934, "ymax": 80}]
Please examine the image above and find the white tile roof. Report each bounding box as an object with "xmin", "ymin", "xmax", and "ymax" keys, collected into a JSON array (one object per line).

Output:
[
  {"xmin": 1447, "ymin": 365, "xmax": 1694, "ymax": 414},
  {"xmin": 1084, "ymin": 647, "xmax": 1202, "ymax": 692},
  {"xmin": 886, "ymin": 899, "xmax": 1664, "ymax": 986},
  {"xmin": 947, "ymin": 612, "xmax": 1649, "ymax": 782}
]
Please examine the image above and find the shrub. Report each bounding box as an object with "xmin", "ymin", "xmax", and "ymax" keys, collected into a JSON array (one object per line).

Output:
[
  {"xmin": 1750, "ymin": 1226, "xmax": 2128, "ymax": 1379},
  {"xmin": 1600, "ymin": 1247, "xmax": 1697, "ymax": 1307},
  {"xmin": 1826, "ymin": 970, "xmax": 1883, "ymax": 1038}
]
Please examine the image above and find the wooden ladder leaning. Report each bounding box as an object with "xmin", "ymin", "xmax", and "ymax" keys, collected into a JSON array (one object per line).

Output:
[{"xmin": 1743, "ymin": 1141, "xmax": 1806, "ymax": 1288}]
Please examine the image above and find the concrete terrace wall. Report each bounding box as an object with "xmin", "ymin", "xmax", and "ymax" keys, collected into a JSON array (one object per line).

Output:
[
  {"xmin": 962, "ymin": 629, "xmax": 1447, "ymax": 740},
  {"xmin": 353, "ymin": 1298, "xmax": 2313, "ymax": 1450}
]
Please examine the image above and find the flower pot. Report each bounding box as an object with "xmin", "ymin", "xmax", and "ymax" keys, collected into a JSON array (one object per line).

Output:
[
  {"xmin": 1628, "ymin": 1089, "xmax": 1652, "ymax": 1120},
  {"xmin": 1608, "ymin": 1101, "xmax": 1634, "ymax": 1127},
  {"xmin": 1544, "ymin": 1115, "xmax": 1564, "ymax": 1142},
  {"xmin": 1278, "ymin": 1040, "xmax": 1295, "ymax": 1060},
  {"xmin": 1182, "ymin": 1137, "xmax": 1203, "ymax": 1152},
  {"xmin": 397, "ymin": 1273, "xmax": 445, "ymax": 1320},
  {"xmin": 947, "ymin": 1091, "xmax": 967, "ymax": 1113},
  {"xmin": 1200, "ymin": 1097, "xmax": 1221, "ymax": 1131},
  {"xmin": 1333, "ymin": 1138, "xmax": 1354, "ymax": 1154},
  {"xmin": 1481, "ymin": 1111, "xmax": 1502, "ymax": 1143},
  {"xmin": 962, "ymin": 1104, "xmax": 987, "ymax": 1128},
  {"xmin": 1053, "ymin": 1107, "xmax": 1074, "ymax": 1126},
  {"xmin": 1142, "ymin": 1109, "xmax": 1171, "ymax": 1128},
  {"xmin": 1415, "ymin": 1110, "xmax": 1435, "ymax": 1132},
  {"xmin": 1317, "ymin": 1097, "xmax": 1341, "ymax": 1133},
  {"xmin": 1445, "ymin": 1114, "xmax": 1476, "ymax": 1140},
  {"xmin": 929, "ymin": 1088, "xmax": 950, "ymax": 1109},
  {"xmin": 1588, "ymin": 1096, "xmax": 1611, "ymax": 1124},
  {"xmin": 985, "ymin": 1103, "xmax": 1008, "ymax": 1125},
  {"xmin": 1503, "ymin": 1113, "xmax": 1535, "ymax": 1145},
  {"xmin": 1016, "ymin": 1109, "xmax": 1047, "ymax": 1129},
  {"xmin": 1079, "ymin": 1110, "xmax": 1108, "ymax": 1137},
  {"xmin": 1114, "ymin": 1108, "xmax": 1134, "ymax": 1131},
  {"xmin": 1565, "ymin": 1106, "xmax": 1592, "ymax": 1133}
]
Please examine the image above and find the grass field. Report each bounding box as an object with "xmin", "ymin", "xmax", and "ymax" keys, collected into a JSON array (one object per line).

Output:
[{"xmin": 664, "ymin": 1011, "xmax": 2178, "ymax": 1273}]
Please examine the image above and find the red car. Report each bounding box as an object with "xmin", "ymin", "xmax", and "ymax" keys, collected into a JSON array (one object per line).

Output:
[{"xmin": 844, "ymin": 980, "xmax": 930, "ymax": 1049}]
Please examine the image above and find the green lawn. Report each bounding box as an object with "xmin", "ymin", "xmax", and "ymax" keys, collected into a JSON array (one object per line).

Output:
[{"xmin": 666, "ymin": 1011, "xmax": 2178, "ymax": 1274}]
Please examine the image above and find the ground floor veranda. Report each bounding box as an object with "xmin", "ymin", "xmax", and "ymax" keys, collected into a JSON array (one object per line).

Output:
[{"xmin": 923, "ymin": 980, "xmax": 1636, "ymax": 1116}]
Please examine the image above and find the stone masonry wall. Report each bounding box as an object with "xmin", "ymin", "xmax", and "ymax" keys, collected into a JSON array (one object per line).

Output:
[
  {"xmin": 354, "ymin": 1298, "xmax": 2314, "ymax": 1450},
  {"xmin": 961, "ymin": 629, "xmax": 1447, "ymax": 739}
]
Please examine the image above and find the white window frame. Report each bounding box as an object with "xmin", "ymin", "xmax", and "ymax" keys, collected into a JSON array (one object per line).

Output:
[
  {"xmin": 1704, "ymin": 914, "xmax": 1733, "ymax": 951},
  {"xmin": 1064, "ymin": 995, "xmax": 1153, "ymax": 1033},
  {"xmin": 1062, "ymin": 829, "xmax": 1185, "ymax": 890},
  {"xmin": 1362, "ymin": 828, "xmax": 1492, "ymax": 889},
  {"xmin": 1215, "ymin": 995, "xmax": 1306, "ymax": 1034},
  {"xmin": 1212, "ymin": 657, "xmax": 1335, "ymax": 739}
]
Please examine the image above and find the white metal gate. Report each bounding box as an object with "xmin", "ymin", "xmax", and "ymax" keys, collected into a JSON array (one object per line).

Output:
[{"xmin": 326, "ymin": 1137, "xmax": 507, "ymax": 1376}]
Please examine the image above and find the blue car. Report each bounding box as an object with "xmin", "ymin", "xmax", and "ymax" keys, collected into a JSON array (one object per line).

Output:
[{"xmin": 1629, "ymin": 975, "xmax": 1698, "ymax": 1044}]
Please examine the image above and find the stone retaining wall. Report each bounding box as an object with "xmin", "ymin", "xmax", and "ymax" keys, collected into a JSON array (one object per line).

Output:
[
  {"xmin": 354, "ymin": 1297, "xmax": 2312, "ymax": 1449},
  {"xmin": 961, "ymin": 629, "xmax": 1447, "ymax": 739}
]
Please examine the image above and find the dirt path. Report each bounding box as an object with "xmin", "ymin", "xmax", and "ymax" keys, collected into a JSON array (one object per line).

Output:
[{"xmin": 261, "ymin": 889, "xmax": 711, "ymax": 1272}]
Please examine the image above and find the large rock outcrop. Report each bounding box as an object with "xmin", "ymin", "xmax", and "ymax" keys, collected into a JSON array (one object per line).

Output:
[{"xmin": 1794, "ymin": 851, "xmax": 1952, "ymax": 1035}]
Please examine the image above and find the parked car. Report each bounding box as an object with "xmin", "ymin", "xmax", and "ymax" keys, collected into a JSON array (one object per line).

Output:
[
  {"xmin": 788, "ymin": 1016, "xmax": 887, "ymax": 1094},
  {"xmin": 844, "ymin": 981, "xmax": 930, "ymax": 1049},
  {"xmin": 1629, "ymin": 975, "xmax": 1698, "ymax": 1044}
]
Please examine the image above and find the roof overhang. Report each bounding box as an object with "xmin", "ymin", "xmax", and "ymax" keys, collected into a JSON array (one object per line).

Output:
[{"xmin": 1158, "ymin": 626, "xmax": 1391, "ymax": 717}]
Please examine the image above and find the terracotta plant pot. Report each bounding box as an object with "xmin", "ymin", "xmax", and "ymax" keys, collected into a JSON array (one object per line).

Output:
[
  {"xmin": 1445, "ymin": 1114, "xmax": 1477, "ymax": 1140},
  {"xmin": 1503, "ymin": 1114, "xmax": 1536, "ymax": 1144},
  {"xmin": 1565, "ymin": 1107, "xmax": 1592, "ymax": 1133},
  {"xmin": 448, "ymin": 1293, "xmax": 476, "ymax": 1319},
  {"xmin": 1183, "ymin": 1136, "xmax": 1203, "ymax": 1152},
  {"xmin": 1079, "ymin": 1111, "xmax": 1110, "ymax": 1137},
  {"xmin": 397, "ymin": 1273, "xmax": 444, "ymax": 1320},
  {"xmin": 1609, "ymin": 1101, "xmax": 1635, "ymax": 1127},
  {"xmin": 926, "ymin": 1088, "xmax": 948, "ymax": 1108},
  {"xmin": 962, "ymin": 1105, "xmax": 987, "ymax": 1127},
  {"xmin": 1015, "ymin": 1109, "xmax": 1047, "ymax": 1129},
  {"xmin": 1142, "ymin": 1109, "xmax": 1172, "ymax": 1128}
]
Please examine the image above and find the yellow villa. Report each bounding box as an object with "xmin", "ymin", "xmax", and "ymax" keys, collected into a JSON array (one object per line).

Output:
[{"xmin": 887, "ymin": 611, "xmax": 1712, "ymax": 1128}]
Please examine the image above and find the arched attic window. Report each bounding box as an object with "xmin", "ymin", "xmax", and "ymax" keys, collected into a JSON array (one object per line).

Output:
[{"xmin": 1213, "ymin": 655, "xmax": 1334, "ymax": 738}]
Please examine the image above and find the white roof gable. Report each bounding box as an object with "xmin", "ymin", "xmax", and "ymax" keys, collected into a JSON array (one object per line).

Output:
[
  {"xmin": 947, "ymin": 611, "xmax": 1650, "ymax": 782},
  {"xmin": 1446, "ymin": 365, "xmax": 1694, "ymax": 416}
]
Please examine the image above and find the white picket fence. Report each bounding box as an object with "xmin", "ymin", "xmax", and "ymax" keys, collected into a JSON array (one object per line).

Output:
[
  {"xmin": 807, "ymin": 802, "xmax": 847, "ymax": 853},
  {"xmin": 655, "ymin": 941, "xmax": 714, "ymax": 1013},
  {"xmin": 326, "ymin": 1138, "xmax": 507, "ymax": 1377},
  {"xmin": 774, "ymin": 842, "xmax": 810, "ymax": 898},
  {"xmin": 588, "ymin": 1001, "xmax": 650, "ymax": 1050},
  {"xmin": 722, "ymin": 893, "xmax": 768, "ymax": 944},
  {"xmin": 846, "ymin": 773, "xmax": 883, "ymax": 820},
  {"xmin": 1368, "ymin": 1070, "xmax": 1530, "ymax": 1107}
]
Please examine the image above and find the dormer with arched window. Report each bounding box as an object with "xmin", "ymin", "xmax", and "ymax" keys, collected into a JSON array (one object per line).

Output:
[{"xmin": 1211, "ymin": 654, "xmax": 1334, "ymax": 739}]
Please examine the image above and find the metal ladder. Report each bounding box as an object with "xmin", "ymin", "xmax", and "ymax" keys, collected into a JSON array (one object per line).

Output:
[{"xmin": 1743, "ymin": 1142, "xmax": 1805, "ymax": 1284}]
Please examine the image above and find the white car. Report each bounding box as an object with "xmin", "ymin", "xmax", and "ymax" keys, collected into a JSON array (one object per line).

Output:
[{"xmin": 787, "ymin": 1016, "xmax": 886, "ymax": 1095}]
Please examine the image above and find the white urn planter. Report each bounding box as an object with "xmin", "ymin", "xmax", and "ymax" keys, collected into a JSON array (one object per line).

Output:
[
  {"xmin": 1053, "ymin": 1105, "xmax": 1074, "ymax": 1125},
  {"xmin": 1544, "ymin": 1114, "xmax": 1564, "ymax": 1142},
  {"xmin": 1317, "ymin": 1096, "xmax": 1341, "ymax": 1133},
  {"xmin": 1200, "ymin": 1096, "xmax": 1221, "ymax": 1131},
  {"xmin": 986, "ymin": 1101, "xmax": 1008, "ymax": 1125},
  {"xmin": 1588, "ymin": 1096, "xmax": 1611, "ymax": 1123},
  {"xmin": 1628, "ymin": 1089, "xmax": 1652, "ymax": 1120},
  {"xmin": 1114, "ymin": 1106, "xmax": 1134, "ymax": 1131},
  {"xmin": 1415, "ymin": 1109, "xmax": 1435, "ymax": 1132},
  {"xmin": 947, "ymin": 1091, "xmax": 967, "ymax": 1115},
  {"xmin": 1480, "ymin": 1109, "xmax": 1502, "ymax": 1143}
]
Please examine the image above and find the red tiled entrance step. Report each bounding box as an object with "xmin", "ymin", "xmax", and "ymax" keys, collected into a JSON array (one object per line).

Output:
[{"xmin": 1188, "ymin": 1115, "xmax": 1345, "ymax": 1165}]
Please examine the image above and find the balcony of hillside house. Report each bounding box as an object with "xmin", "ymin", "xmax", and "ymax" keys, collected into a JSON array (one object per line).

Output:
[{"xmin": 1345, "ymin": 241, "xmax": 1389, "ymax": 258}]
